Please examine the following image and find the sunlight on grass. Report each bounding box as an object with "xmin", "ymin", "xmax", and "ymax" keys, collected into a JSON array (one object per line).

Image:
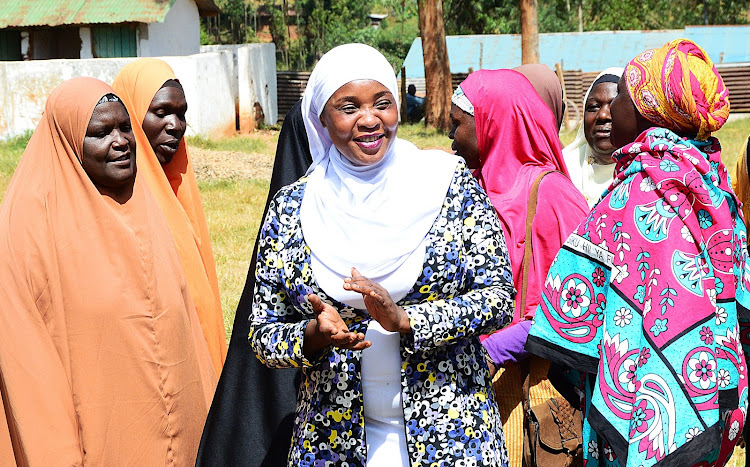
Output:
[
  {"xmin": 187, "ymin": 134, "xmax": 272, "ymax": 154},
  {"xmin": 0, "ymin": 132, "xmax": 31, "ymax": 201},
  {"xmin": 398, "ymin": 122, "xmax": 452, "ymax": 151},
  {"xmin": 198, "ymin": 178, "xmax": 269, "ymax": 337},
  {"xmin": 716, "ymin": 115, "xmax": 750, "ymax": 174}
]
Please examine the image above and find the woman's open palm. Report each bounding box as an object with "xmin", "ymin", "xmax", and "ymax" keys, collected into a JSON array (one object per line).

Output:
[
  {"xmin": 307, "ymin": 293, "xmax": 370, "ymax": 350},
  {"xmin": 343, "ymin": 267, "xmax": 411, "ymax": 333}
]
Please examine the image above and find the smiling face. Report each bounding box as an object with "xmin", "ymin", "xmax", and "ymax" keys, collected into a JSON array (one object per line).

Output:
[
  {"xmin": 584, "ymin": 82, "xmax": 618, "ymax": 164},
  {"xmin": 319, "ymin": 79, "xmax": 399, "ymax": 166},
  {"xmin": 448, "ymin": 103, "xmax": 479, "ymax": 169},
  {"xmin": 141, "ymin": 83, "xmax": 187, "ymax": 165},
  {"xmin": 82, "ymin": 101, "xmax": 137, "ymax": 198}
]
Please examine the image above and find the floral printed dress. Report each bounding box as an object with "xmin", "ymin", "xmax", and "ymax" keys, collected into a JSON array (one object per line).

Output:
[
  {"xmin": 527, "ymin": 129, "xmax": 750, "ymax": 467},
  {"xmin": 250, "ymin": 161, "xmax": 515, "ymax": 467}
]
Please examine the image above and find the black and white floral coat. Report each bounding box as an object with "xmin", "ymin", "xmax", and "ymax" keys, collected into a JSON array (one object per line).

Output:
[{"xmin": 250, "ymin": 161, "xmax": 515, "ymax": 466}]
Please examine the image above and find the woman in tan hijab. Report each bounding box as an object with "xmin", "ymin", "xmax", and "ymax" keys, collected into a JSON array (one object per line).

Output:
[
  {"xmin": 113, "ymin": 59, "xmax": 226, "ymax": 374},
  {"xmin": 0, "ymin": 77, "xmax": 216, "ymax": 465}
]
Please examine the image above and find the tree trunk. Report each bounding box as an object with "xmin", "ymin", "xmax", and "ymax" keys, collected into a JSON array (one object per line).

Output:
[
  {"xmin": 417, "ymin": 0, "xmax": 451, "ymax": 132},
  {"xmin": 520, "ymin": 0, "xmax": 539, "ymax": 64}
]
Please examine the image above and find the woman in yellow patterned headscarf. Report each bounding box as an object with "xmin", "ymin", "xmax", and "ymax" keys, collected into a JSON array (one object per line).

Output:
[
  {"xmin": 528, "ymin": 39, "xmax": 749, "ymax": 466},
  {"xmin": 624, "ymin": 38, "xmax": 729, "ymax": 141}
]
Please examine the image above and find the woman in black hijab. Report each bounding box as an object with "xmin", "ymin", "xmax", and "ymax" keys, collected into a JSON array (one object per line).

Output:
[{"xmin": 196, "ymin": 100, "xmax": 312, "ymax": 466}]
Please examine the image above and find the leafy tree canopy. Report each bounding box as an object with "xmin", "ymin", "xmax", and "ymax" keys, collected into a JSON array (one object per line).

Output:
[
  {"xmin": 443, "ymin": 0, "xmax": 749, "ymax": 35},
  {"xmin": 204, "ymin": 0, "xmax": 750, "ymax": 71}
]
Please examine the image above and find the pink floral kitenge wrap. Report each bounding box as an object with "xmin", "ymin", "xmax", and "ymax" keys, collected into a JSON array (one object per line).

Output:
[{"xmin": 527, "ymin": 127, "xmax": 750, "ymax": 466}]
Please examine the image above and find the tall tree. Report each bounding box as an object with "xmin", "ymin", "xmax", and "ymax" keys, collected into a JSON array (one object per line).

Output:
[
  {"xmin": 299, "ymin": 0, "xmax": 369, "ymax": 64},
  {"xmin": 417, "ymin": 0, "xmax": 451, "ymax": 131},
  {"xmin": 520, "ymin": 0, "xmax": 539, "ymax": 63}
]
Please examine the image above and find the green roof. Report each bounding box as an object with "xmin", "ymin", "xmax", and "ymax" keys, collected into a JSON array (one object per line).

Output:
[{"xmin": 0, "ymin": 0, "xmax": 219, "ymax": 29}]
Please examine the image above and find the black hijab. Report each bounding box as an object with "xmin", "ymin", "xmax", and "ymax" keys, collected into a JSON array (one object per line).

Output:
[{"xmin": 196, "ymin": 99, "xmax": 312, "ymax": 466}]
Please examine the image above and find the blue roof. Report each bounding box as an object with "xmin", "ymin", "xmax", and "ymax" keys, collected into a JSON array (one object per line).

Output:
[{"xmin": 401, "ymin": 25, "xmax": 750, "ymax": 77}]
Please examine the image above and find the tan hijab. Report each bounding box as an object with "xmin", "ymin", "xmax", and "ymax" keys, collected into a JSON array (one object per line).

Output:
[
  {"xmin": 113, "ymin": 59, "xmax": 226, "ymax": 374},
  {"xmin": 513, "ymin": 63, "xmax": 565, "ymax": 129},
  {"xmin": 0, "ymin": 77, "xmax": 215, "ymax": 465}
]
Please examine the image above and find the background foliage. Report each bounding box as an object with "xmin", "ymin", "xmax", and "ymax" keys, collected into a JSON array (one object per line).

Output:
[{"xmin": 203, "ymin": 0, "xmax": 750, "ymax": 71}]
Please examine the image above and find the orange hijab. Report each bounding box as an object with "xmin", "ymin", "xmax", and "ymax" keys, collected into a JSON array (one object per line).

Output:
[
  {"xmin": 0, "ymin": 77, "xmax": 215, "ymax": 465},
  {"xmin": 113, "ymin": 59, "xmax": 226, "ymax": 374}
]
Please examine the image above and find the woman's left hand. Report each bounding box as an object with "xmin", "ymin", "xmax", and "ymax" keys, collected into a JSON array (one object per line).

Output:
[{"xmin": 343, "ymin": 267, "xmax": 412, "ymax": 334}]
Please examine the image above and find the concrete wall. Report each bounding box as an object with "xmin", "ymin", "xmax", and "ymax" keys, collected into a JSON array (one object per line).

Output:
[
  {"xmin": 238, "ymin": 43, "xmax": 277, "ymax": 127},
  {"xmin": 139, "ymin": 0, "xmax": 201, "ymax": 57},
  {"xmin": 201, "ymin": 43, "xmax": 277, "ymax": 128},
  {"xmin": 0, "ymin": 51, "xmax": 236, "ymax": 139}
]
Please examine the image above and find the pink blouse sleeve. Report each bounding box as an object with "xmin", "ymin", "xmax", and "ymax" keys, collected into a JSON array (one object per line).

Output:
[{"xmin": 483, "ymin": 173, "xmax": 588, "ymax": 366}]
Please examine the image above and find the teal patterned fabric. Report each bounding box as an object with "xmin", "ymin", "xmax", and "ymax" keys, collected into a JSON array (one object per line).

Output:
[{"xmin": 527, "ymin": 129, "xmax": 750, "ymax": 466}]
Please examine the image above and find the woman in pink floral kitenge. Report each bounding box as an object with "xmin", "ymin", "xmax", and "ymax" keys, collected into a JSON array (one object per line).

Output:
[{"xmin": 527, "ymin": 39, "xmax": 750, "ymax": 466}]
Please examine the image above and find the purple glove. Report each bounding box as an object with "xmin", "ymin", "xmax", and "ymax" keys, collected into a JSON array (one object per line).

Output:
[{"xmin": 482, "ymin": 320, "xmax": 532, "ymax": 367}]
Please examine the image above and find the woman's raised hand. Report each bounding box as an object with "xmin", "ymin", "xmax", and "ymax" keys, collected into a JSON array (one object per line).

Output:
[
  {"xmin": 303, "ymin": 293, "xmax": 371, "ymax": 357},
  {"xmin": 343, "ymin": 267, "xmax": 412, "ymax": 334}
]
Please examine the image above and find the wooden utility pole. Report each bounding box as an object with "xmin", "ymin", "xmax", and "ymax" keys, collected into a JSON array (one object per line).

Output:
[
  {"xmin": 520, "ymin": 0, "xmax": 539, "ymax": 64},
  {"xmin": 417, "ymin": 0, "xmax": 451, "ymax": 132}
]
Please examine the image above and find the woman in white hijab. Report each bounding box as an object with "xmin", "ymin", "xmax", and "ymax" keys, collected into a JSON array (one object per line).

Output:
[
  {"xmin": 249, "ymin": 43, "xmax": 516, "ymax": 466},
  {"xmin": 563, "ymin": 67, "xmax": 624, "ymax": 206}
]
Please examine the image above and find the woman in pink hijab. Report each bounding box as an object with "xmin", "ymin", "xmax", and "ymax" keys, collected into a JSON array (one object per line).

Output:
[{"xmin": 449, "ymin": 68, "xmax": 588, "ymax": 466}]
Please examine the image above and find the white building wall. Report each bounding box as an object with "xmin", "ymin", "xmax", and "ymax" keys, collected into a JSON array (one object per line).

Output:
[
  {"xmin": 139, "ymin": 0, "xmax": 201, "ymax": 57},
  {"xmin": 238, "ymin": 43, "xmax": 277, "ymax": 126},
  {"xmin": 201, "ymin": 43, "xmax": 277, "ymax": 128},
  {"xmin": 79, "ymin": 27, "xmax": 93, "ymax": 59},
  {"xmin": 0, "ymin": 51, "xmax": 235, "ymax": 139},
  {"xmin": 165, "ymin": 50, "xmax": 236, "ymax": 137}
]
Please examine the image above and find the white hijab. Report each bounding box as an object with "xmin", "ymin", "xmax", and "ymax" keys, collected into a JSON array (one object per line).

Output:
[
  {"xmin": 562, "ymin": 67, "xmax": 624, "ymax": 207},
  {"xmin": 299, "ymin": 44, "xmax": 458, "ymax": 309}
]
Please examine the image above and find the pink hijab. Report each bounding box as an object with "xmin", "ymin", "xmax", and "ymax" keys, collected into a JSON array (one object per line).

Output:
[{"xmin": 461, "ymin": 69, "xmax": 586, "ymax": 320}]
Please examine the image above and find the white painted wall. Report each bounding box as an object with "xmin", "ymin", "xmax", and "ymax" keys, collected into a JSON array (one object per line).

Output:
[
  {"xmin": 201, "ymin": 43, "xmax": 277, "ymax": 128},
  {"xmin": 165, "ymin": 51, "xmax": 237, "ymax": 137},
  {"xmin": 238, "ymin": 43, "xmax": 277, "ymax": 126},
  {"xmin": 79, "ymin": 27, "xmax": 93, "ymax": 59},
  {"xmin": 0, "ymin": 51, "xmax": 236, "ymax": 139},
  {"xmin": 138, "ymin": 0, "xmax": 201, "ymax": 57},
  {"xmin": 201, "ymin": 44, "xmax": 240, "ymax": 111}
]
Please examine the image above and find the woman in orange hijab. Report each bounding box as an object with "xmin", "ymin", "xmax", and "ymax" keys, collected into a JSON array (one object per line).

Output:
[
  {"xmin": 113, "ymin": 59, "xmax": 226, "ymax": 374},
  {"xmin": 0, "ymin": 77, "xmax": 216, "ymax": 465}
]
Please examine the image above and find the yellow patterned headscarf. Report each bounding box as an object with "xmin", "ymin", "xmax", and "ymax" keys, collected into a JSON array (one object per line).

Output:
[{"xmin": 624, "ymin": 39, "xmax": 729, "ymax": 140}]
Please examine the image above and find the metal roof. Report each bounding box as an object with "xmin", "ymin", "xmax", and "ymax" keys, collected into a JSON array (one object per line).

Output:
[{"xmin": 0, "ymin": 0, "xmax": 220, "ymax": 29}]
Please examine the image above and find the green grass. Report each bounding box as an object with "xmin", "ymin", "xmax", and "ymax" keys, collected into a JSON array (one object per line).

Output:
[
  {"xmin": 397, "ymin": 122, "xmax": 452, "ymax": 150},
  {"xmin": 198, "ymin": 178, "xmax": 269, "ymax": 337},
  {"xmin": 715, "ymin": 116, "xmax": 750, "ymax": 172},
  {"xmin": 187, "ymin": 134, "xmax": 273, "ymax": 154},
  {"xmin": 0, "ymin": 131, "xmax": 31, "ymax": 200}
]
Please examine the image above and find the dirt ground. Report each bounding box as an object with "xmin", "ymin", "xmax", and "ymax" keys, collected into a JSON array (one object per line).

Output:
[
  {"xmin": 190, "ymin": 147, "xmax": 275, "ymax": 180},
  {"xmin": 189, "ymin": 130, "xmax": 278, "ymax": 181}
]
